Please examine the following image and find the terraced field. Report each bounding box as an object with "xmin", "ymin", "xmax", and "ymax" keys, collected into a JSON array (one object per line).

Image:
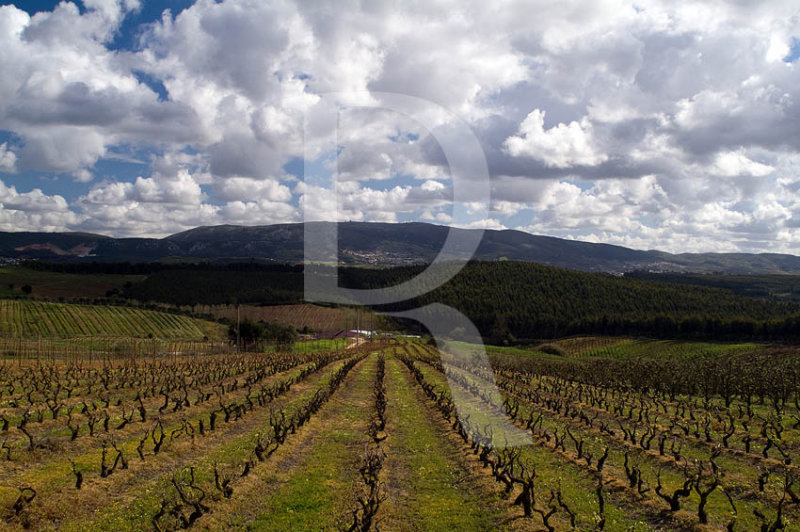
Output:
[
  {"xmin": 0, "ymin": 339, "xmax": 798, "ymax": 530},
  {"xmin": 0, "ymin": 300, "xmax": 224, "ymax": 340}
]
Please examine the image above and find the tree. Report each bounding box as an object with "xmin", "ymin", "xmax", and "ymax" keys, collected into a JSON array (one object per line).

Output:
[
  {"xmin": 228, "ymin": 318, "xmax": 263, "ymax": 350},
  {"xmin": 21, "ymin": 285, "xmax": 32, "ymax": 295},
  {"xmin": 227, "ymin": 318, "xmax": 298, "ymax": 351},
  {"xmin": 264, "ymin": 322, "xmax": 298, "ymax": 350}
]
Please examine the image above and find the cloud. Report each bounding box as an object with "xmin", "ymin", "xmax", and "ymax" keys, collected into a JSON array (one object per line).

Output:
[
  {"xmin": 710, "ymin": 150, "xmax": 774, "ymax": 178},
  {"xmin": 215, "ymin": 177, "xmax": 292, "ymax": 202},
  {"xmin": 0, "ymin": 180, "xmax": 83, "ymax": 231},
  {"xmin": 82, "ymin": 171, "xmax": 203, "ymax": 206},
  {"xmin": 16, "ymin": 128, "xmax": 109, "ymax": 173},
  {"xmin": 74, "ymin": 170, "xmax": 213, "ymax": 236},
  {"xmin": 504, "ymin": 109, "xmax": 607, "ymax": 168},
  {"xmin": 218, "ymin": 199, "xmax": 297, "ymax": 225},
  {"xmin": 0, "ymin": 143, "xmax": 16, "ymax": 172},
  {"xmin": 455, "ymin": 218, "xmax": 507, "ymax": 231},
  {"xmin": 0, "ymin": 0, "xmax": 799, "ymax": 253},
  {"xmin": 421, "ymin": 180, "xmax": 445, "ymax": 192}
]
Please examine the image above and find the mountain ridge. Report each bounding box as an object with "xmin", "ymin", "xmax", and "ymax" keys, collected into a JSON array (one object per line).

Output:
[{"xmin": 2, "ymin": 221, "xmax": 800, "ymax": 274}]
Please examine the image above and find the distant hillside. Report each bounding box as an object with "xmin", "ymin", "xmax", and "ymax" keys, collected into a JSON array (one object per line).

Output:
[
  {"xmin": 0, "ymin": 300, "xmax": 224, "ymax": 340},
  {"xmin": 4, "ymin": 222, "xmax": 800, "ymax": 274}
]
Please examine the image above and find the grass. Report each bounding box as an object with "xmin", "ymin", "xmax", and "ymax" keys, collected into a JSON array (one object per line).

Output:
[
  {"xmin": 241, "ymin": 356, "xmax": 376, "ymax": 530},
  {"xmin": 262, "ymin": 338, "xmax": 348, "ymax": 353},
  {"xmin": 410, "ymin": 359, "xmax": 650, "ymax": 531},
  {"xmin": 379, "ymin": 355, "xmax": 504, "ymax": 530},
  {"xmin": 451, "ymin": 364, "xmax": 756, "ymax": 529},
  {"xmin": 55, "ymin": 359, "xmax": 354, "ymax": 531},
  {"xmin": 2, "ymin": 338, "xmax": 797, "ymax": 531},
  {"xmin": 2, "ymin": 362, "xmax": 312, "ymax": 491},
  {"xmin": 428, "ymin": 344, "xmax": 792, "ymax": 531}
]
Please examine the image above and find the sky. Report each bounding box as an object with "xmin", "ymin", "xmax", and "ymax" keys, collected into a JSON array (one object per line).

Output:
[{"xmin": 0, "ymin": 0, "xmax": 799, "ymax": 253}]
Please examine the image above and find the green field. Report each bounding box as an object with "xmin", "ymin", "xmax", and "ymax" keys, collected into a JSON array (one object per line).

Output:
[
  {"xmin": 263, "ymin": 338, "xmax": 348, "ymax": 353},
  {"xmin": 0, "ymin": 299, "xmax": 224, "ymax": 340}
]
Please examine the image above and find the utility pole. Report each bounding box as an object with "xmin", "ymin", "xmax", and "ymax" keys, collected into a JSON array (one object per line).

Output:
[{"xmin": 356, "ymin": 306, "xmax": 361, "ymax": 346}]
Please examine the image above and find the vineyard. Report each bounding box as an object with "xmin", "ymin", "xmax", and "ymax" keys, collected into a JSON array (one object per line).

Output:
[
  {"xmin": 512, "ymin": 337, "xmax": 762, "ymax": 361},
  {"xmin": 184, "ymin": 303, "xmax": 376, "ymax": 334},
  {"xmin": 0, "ymin": 339, "xmax": 798, "ymax": 530},
  {"xmin": 0, "ymin": 300, "xmax": 224, "ymax": 340}
]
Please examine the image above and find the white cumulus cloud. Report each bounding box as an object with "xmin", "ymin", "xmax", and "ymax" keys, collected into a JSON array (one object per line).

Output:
[{"xmin": 504, "ymin": 110, "xmax": 607, "ymax": 168}]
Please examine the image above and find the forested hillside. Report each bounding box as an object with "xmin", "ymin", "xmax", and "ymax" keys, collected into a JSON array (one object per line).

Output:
[
  {"xmin": 340, "ymin": 262, "xmax": 800, "ymax": 340},
  {"xmin": 113, "ymin": 261, "xmax": 800, "ymax": 341},
  {"xmin": 627, "ymin": 271, "xmax": 800, "ymax": 301},
  {"xmin": 123, "ymin": 264, "xmax": 304, "ymax": 306},
  {"xmin": 14, "ymin": 260, "xmax": 798, "ymax": 340}
]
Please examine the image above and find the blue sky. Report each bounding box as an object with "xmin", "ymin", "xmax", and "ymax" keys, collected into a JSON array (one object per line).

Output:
[
  {"xmin": 0, "ymin": 0, "xmax": 799, "ymax": 253},
  {"xmin": 0, "ymin": 0, "xmax": 189, "ymax": 202},
  {"xmin": 2, "ymin": 0, "xmax": 195, "ymax": 47}
]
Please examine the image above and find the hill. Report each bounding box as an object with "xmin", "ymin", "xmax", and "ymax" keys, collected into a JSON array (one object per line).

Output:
[
  {"xmin": 4, "ymin": 222, "xmax": 800, "ymax": 273},
  {"xmin": 0, "ymin": 299, "xmax": 224, "ymax": 340},
  {"xmin": 339, "ymin": 261, "xmax": 800, "ymax": 340},
  {"xmin": 123, "ymin": 265, "xmax": 304, "ymax": 306},
  {"xmin": 626, "ymin": 271, "xmax": 800, "ymax": 301},
  {"xmin": 101, "ymin": 261, "xmax": 800, "ymax": 341}
]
